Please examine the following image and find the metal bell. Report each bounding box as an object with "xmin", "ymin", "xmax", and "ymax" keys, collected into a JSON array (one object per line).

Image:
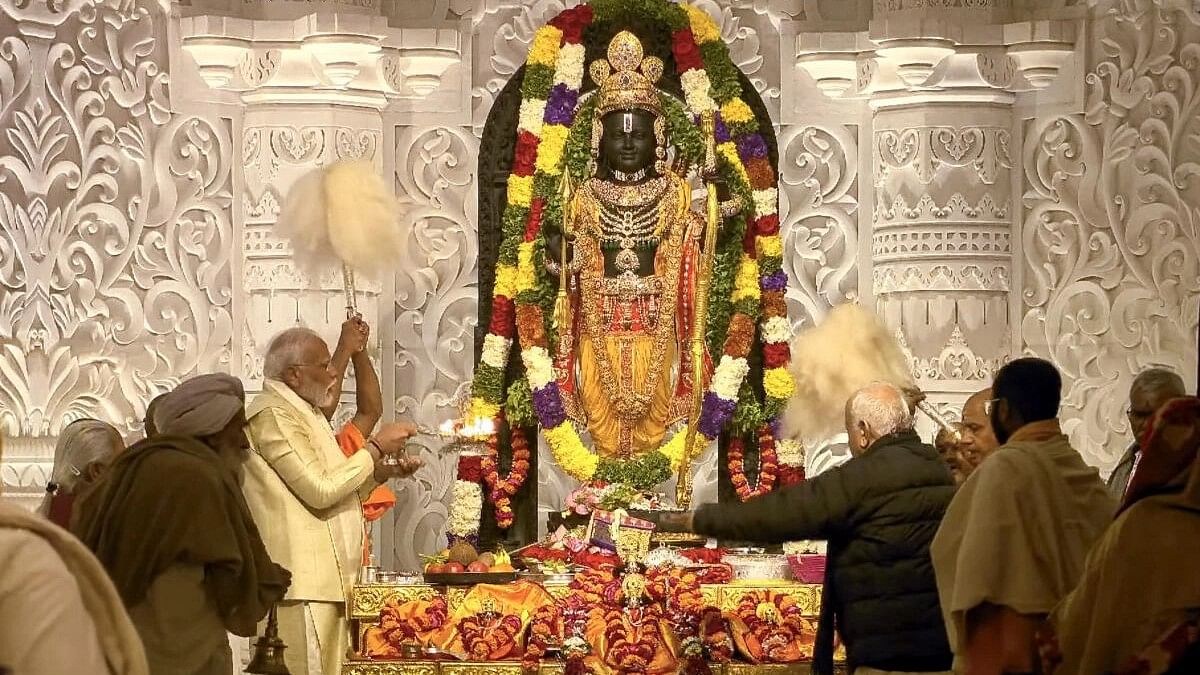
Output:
[{"xmin": 245, "ymin": 604, "xmax": 291, "ymax": 675}]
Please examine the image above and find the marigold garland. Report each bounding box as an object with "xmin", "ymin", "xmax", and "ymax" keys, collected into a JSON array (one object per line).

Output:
[
  {"xmin": 459, "ymin": 610, "xmax": 524, "ymax": 661},
  {"xmin": 733, "ymin": 591, "xmax": 811, "ymax": 663},
  {"xmin": 728, "ymin": 425, "xmax": 779, "ymax": 502},
  {"xmin": 481, "ymin": 423, "xmax": 532, "ymax": 530}
]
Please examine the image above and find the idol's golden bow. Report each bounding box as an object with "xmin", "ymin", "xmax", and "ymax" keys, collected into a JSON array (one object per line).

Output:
[{"xmin": 677, "ymin": 111, "xmax": 721, "ymax": 510}]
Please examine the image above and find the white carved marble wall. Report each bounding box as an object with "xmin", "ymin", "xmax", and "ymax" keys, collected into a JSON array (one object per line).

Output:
[
  {"xmin": 0, "ymin": 0, "xmax": 235, "ymax": 508},
  {"xmin": 1020, "ymin": 0, "xmax": 1200, "ymax": 472}
]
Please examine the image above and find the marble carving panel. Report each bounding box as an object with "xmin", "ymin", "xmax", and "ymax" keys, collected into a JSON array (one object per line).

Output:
[
  {"xmin": 389, "ymin": 125, "xmax": 480, "ymax": 570},
  {"xmin": 1021, "ymin": 0, "xmax": 1200, "ymax": 472},
  {"xmin": 0, "ymin": 0, "xmax": 234, "ymax": 502}
]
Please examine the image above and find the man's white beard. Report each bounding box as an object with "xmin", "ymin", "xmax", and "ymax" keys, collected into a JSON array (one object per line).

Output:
[{"xmin": 299, "ymin": 381, "xmax": 335, "ymax": 409}]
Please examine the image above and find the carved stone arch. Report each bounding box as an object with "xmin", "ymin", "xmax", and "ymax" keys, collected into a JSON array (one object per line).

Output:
[{"xmin": 474, "ymin": 16, "xmax": 782, "ymax": 542}]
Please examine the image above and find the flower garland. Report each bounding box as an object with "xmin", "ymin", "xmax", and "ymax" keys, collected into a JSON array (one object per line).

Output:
[
  {"xmin": 604, "ymin": 605, "xmax": 663, "ymax": 671},
  {"xmin": 459, "ymin": 610, "xmax": 524, "ymax": 661},
  {"xmin": 370, "ymin": 595, "xmax": 450, "ymax": 656},
  {"xmin": 733, "ymin": 591, "xmax": 810, "ymax": 663},
  {"xmin": 481, "ymin": 422, "xmax": 532, "ymax": 529},
  {"xmin": 447, "ymin": 456, "xmax": 483, "ymax": 545},
  {"xmin": 463, "ymin": 0, "xmax": 795, "ymax": 530},
  {"xmin": 776, "ymin": 438, "xmax": 806, "ymax": 487},
  {"xmin": 728, "ymin": 425, "xmax": 778, "ymax": 501},
  {"xmin": 522, "ymin": 603, "xmax": 562, "ymax": 673},
  {"xmin": 700, "ymin": 606, "xmax": 734, "ymax": 662}
]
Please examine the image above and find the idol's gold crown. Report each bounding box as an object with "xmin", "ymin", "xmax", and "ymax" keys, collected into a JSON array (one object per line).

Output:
[{"xmin": 590, "ymin": 30, "xmax": 664, "ymax": 117}]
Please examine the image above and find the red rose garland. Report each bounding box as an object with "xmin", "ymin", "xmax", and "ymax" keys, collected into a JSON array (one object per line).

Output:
[
  {"xmin": 481, "ymin": 421, "xmax": 532, "ymax": 529},
  {"xmin": 728, "ymin": 425, "xmax": 778, "ymax": 502}
]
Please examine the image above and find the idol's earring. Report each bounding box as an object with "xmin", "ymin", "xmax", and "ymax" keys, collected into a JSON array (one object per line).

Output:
[
  {"xmin": 653, "ymin": 115, "xmax": 667, "ymax": 174},
  {"xmin": 590, "ymin": 118, "xmax": 604, "ymax": 175}
]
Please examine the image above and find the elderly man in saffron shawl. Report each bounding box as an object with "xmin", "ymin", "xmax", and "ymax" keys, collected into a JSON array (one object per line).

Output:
[
  {"xmin": 931, "ymin": 358, "xmax": 1114, "ymax": 675},
  {"xmin": 73, "ymin": 374, "xmax": 290, "ymax": 675}
]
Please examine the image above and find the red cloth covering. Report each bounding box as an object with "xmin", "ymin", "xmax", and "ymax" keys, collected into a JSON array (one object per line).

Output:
[{"xmin": 680, "ymin": 547, "xmax": 726, "ymax": 564}]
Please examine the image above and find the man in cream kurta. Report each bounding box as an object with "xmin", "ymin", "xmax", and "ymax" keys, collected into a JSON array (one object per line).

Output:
[
  {"xmin": 243, "ymin": 327, "xmax": 420, "ymax": 675},
  {"xmin": 931, "ymin": 358, "xmax": 1113, "ymax": 675}
]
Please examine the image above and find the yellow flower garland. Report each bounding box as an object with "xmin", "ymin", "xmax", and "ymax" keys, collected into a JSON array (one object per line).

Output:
[
  {"xmin": 516, "ymin": 243, "xmax": 537, "ymax": 293},
  {"xmin": 720, "ymin": 98, "xmax": 755, "ymax": 125},
  {"xmin": 507, "ymin": 174, "xmax": 534, "ymax": 207},
  {"xmin": 528, "ymin": 26, "xmax": 564, "ymax": 66},
  {"xmin": 494, "ymin": 264, "xmax": 519, "ymax": 299},
  {"xmin": 756, "ymin": 235, "xmax": 783, "ymax": 259},
  {"xmin": 731, "ymin": 256, "xmax": 761, "ymax": 303},
  {"xmin": 535, "ymin": 124, "xmax": 570, "ymax": 175},
  {"xmin": 684, "ymin": 4, "xmax": 721, "ymax": 44},
  {"xmin": 763, "ymin": 367, "xmax": 796, "ymax": 400}
]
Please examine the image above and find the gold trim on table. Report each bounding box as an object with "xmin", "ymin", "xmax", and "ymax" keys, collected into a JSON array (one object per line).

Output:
[
  {"xmin": 352, "ymin": 581, "xmax": 824, "ymax": 620},
  {"xmin": 343, "ymin": 661, "xmax": 844, "ymax": 675},
  {"xmin": 353, "ymin": 584, "xmax": 441, "ymax": 619}
]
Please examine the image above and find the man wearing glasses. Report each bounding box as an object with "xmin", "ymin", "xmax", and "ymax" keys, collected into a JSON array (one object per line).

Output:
[
  {"xmin": 931, "ymin": 357, "xmax": 1113, "ymax": 675},
  {"xmin": 1106, "ymin": 368, "xmax": 1186, "ymax": 499}
]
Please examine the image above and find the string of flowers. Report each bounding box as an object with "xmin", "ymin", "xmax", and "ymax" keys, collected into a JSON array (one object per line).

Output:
[
  {"xmin": 522, "ymin": 603, "xmax": 562, "ymax": 673},
  {"xmin": 460, "ymin": 0, "xmax": 795, "ymax": 531},
  {"xmin": 446, "ymin": 456, "xmax": 483, "ymax": 545},
  {"xmin": 776, "ymin": 438, "xmax": 806, "ymax": 487},
  {"xmin": 733, "ymin": 590, "xmax": 811, "ymax": 664},
  {"xmin": 481, "ymin": 419, "xmax": 531, "ymax": 529},
  {"xmin": 459, "ymin": 610, "xmax": 524, "ymax": 661},
  {"xmin": 728, "ymin": 425, "xmax": 778, "ymax": 501}
]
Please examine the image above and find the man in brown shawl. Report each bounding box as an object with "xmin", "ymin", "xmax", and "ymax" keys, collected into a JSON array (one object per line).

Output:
[
  {"xmin": 74, "ymin": 373, "xmax": 290, "ymax": 675},
  {"xmin": 931, "ymin": 358, "xmax": 1113, "ymax": 675}
]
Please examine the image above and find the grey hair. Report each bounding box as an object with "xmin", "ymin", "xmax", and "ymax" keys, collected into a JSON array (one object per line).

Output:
[
  {"xmin": 263, "ymin": 327, "xmax": 323, "ymax": 380},
  {"xmin": 847, "ymin": 381, "xmax": 913, "ymax": 437},
  {"xmin": 38, "ymin": 419, "xmax": 123, "ymax": 516},
  {"xmin": 1131, "ymin": 367, "xmax": 1186, "ymax": 399}
]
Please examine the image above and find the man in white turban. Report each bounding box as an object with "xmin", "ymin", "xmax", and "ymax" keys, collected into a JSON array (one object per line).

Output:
[
  {"xmin": 74, "ymin": 373, "xmax": 290, "ymax": 675},
  {"xmin": 243, "ymin": 327, "xmax": 421, "ymax": 675}
]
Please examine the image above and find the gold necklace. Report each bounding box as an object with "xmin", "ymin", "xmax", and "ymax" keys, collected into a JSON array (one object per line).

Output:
[{"xmin": 589, "ymin": 176, "xmax": 669, "ymax": 208}]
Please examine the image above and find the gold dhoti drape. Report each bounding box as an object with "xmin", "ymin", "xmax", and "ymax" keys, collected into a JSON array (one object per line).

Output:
[{"xmin": 578, "ymin": 335, "xmax": 679, "ymax": 458}]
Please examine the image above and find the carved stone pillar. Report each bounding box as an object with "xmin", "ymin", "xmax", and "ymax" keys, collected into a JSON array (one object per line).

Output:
[
  {"xmin": 872, "ymin": 101, "xmax": 1013, "ymax": 425},
  {"xmin": 796, "ymin": 8, "xmax": 1079, "ymax": 433}
]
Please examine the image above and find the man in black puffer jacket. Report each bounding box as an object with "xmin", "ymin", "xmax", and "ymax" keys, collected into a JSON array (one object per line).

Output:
[{"xmin": 655, "ymin": 382, "xmax": 955, "ymax": 675}]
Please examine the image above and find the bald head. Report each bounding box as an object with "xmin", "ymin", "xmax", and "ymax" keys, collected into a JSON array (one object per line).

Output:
[
  {"xmin": 959, "ymin": 387, "xmax": 999, "ymax": 475},
  {"xmin": 845, "ymin": 382, "xmax": 913, "ymax": 455},
  {"xmin": 1129, "ymin": 367, "xmax": 1187, "ymax": 447}
]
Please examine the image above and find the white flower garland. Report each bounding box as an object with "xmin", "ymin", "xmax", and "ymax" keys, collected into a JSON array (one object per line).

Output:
[
  {"xmin": 447, "ymin": 480, "xmax": 483, "ymax": 539},
  {"xmin": 482, "ymin": 334, "xmax": 512, "ymax": 370}
]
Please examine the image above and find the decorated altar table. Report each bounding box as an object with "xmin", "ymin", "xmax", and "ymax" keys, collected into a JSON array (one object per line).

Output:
[{"xmin": 344, "ymin": 579, "xmax": 847, "ymax": 674}]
